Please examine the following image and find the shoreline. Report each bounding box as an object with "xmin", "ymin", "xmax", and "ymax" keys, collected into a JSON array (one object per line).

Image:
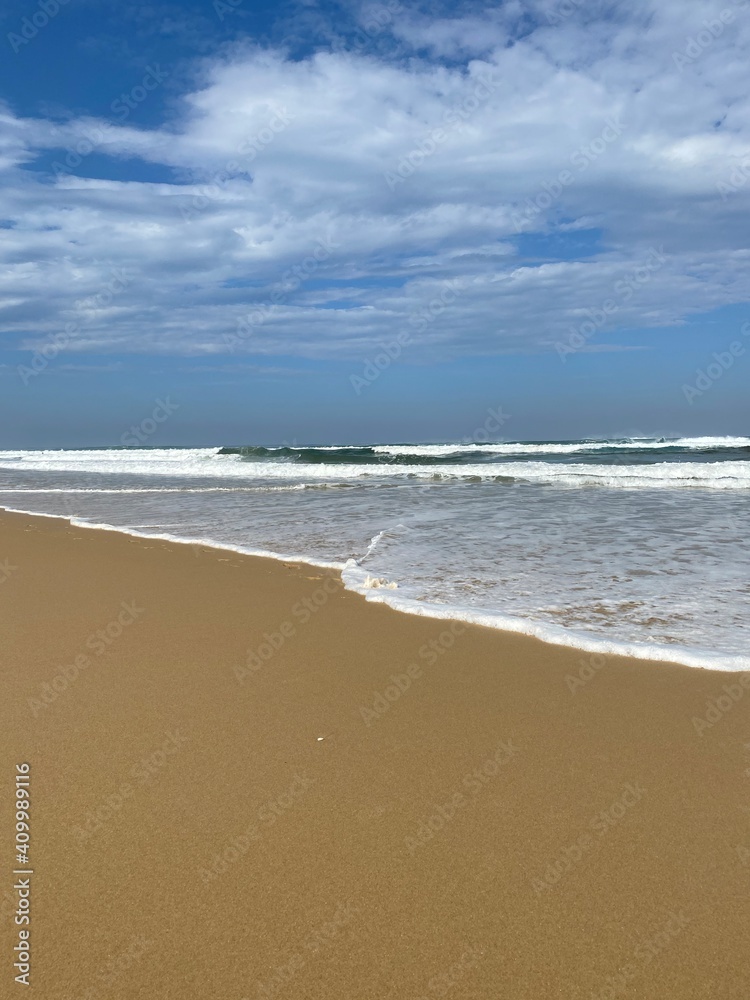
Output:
[
  {"xmin": 2, "ymin": 506, "xmax": 750, "ymax": 997},
  {"xmin": 0, "ymin": 502, "xmax": 746, "ymax": 673}
]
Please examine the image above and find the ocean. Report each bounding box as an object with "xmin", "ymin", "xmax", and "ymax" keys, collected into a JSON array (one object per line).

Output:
[{"xmin": 0, "ymin": 436, "xmax": 748, "ymax": 671}]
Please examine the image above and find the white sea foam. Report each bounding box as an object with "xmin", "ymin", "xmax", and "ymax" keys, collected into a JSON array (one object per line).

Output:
[
  {"xmin": 3, "ymin": 499, "xmax": 745, "ymax": 672},
  {"xmin": 0, "ymin": 485, "xmax": 309, "ymax": 494},
  {"xmin": 371, "ymin": 436, "xmax": 750, "ymax": 457},
  {"xmin": 1, "ymin": 440, "xmax": 747, "ymax": 672},
  {"xmin": 0, "ymin": 447, "xmax": 221, "ymax": 477},
  {"xmin": 0, "ymin": 447, "xmax": 748, "ymax": 489},
  {"xmin": 342, "ymin": 558, "xmax": 750, "ymax": 671}
]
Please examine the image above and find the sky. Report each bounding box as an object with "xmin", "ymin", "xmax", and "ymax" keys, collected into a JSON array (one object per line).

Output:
[{"xmin": 0, "ymin": 0, "xmax": 749, "ymax": 446}]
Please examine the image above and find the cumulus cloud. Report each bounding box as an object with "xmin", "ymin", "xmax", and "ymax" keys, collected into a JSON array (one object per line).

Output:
[{"xmin": 1, "ymin": 0, "xmax": 750, "ymax": 363}]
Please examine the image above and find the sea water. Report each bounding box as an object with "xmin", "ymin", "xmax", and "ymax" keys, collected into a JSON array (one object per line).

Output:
[{"xmin": 0, "ymin": 437, "xmax": 748, "ymax": 670}]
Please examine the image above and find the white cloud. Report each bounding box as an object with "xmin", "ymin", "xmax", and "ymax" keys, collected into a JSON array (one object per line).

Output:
[{"xmin": 1, "ymin": 0, "xmax": 750, "ymax": 363}]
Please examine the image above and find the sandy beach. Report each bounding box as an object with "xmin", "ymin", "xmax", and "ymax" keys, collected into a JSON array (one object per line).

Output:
[{"xmin": 1, "ymin": 507, "xmax": 749, "ymax": 999}]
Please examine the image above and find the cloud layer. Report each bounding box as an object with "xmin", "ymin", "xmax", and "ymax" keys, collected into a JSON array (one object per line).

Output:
[{"xmin": 2, "ymin": 0, "xmax": 750, "ymax": 363}]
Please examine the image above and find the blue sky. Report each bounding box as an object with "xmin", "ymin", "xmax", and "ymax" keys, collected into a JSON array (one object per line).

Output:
[{"xmin": 0, "ymin": 0, "xmax": 748, "ymax": 446}]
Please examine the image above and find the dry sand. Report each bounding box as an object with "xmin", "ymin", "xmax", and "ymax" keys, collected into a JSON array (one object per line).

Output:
[{"xmin": 1, "ymin": 508, "xmax": 748, "ymax": 998}]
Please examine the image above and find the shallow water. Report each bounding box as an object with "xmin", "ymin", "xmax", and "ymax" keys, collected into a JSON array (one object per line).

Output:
[{"xmin": 0, "ymin": 437, "xmax": 748, "ymax": 670}]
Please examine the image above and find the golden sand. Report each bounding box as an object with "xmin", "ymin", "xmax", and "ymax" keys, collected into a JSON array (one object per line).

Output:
[{"xmin": 1, "ymin": 509, "xmax": 748, "ymax": 998}]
